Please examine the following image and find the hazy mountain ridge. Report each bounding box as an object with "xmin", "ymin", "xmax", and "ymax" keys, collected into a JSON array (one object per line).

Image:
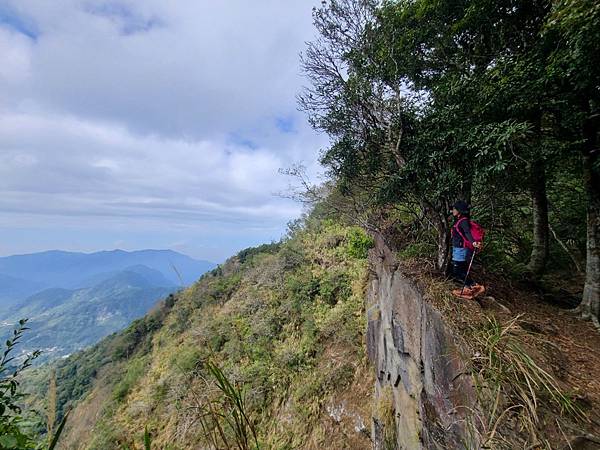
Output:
[
  {"xmin": 79, "ymin": 264, "xmax": 176, "ymax": 289},
  {"xmin": 0, "ymin": 249, "xmax": 216, "ymax": 364},
  {"xmin": 0, "ymin": 274, "xmax": 46, "ymax": 312},
  {"xmin": 0, "ymin": 248, "xmax": 213, "ymax": 289}
]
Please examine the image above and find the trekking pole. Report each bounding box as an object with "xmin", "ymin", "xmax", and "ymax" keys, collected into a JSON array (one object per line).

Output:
[{"xmin": 460, "ymin": 249, "xmax": 478, "ymax": 296}]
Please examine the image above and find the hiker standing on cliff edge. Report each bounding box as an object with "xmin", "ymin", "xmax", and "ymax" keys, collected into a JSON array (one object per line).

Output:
[{"xmin": 450, "ymin": 201, "xmax": 486, "ymax": 299}]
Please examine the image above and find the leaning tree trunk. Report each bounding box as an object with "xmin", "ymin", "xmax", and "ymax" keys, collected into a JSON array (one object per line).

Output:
[
  {"xmin": 527, "ymin": 159, "xmax": 550, "ymax": 277},
  {"xmin": 436, "ymin": 218, "xmax": 451, "ymax": 273},
  {"xmin": 577, "ymin": 108, "xmax": 600, "ymax": 326},
  {"xmin": 422, "ymin": 201, "xmax": 451, "ymax": 272},
  {"xmin": 433, "ymin": 203, "xmax": 451, "ymax": 273}
]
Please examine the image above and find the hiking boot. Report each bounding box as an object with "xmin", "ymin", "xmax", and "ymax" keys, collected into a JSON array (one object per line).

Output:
[
  {"xmin": 452, "ymin": 287, "xmax": 474, "ymax": 300},
  {"xmin": 469, "ymin": 284, "xmax": 486, "ymax": 298}
]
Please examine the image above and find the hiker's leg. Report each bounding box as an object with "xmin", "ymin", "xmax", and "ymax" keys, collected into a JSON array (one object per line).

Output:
[
  {"xmin": 464, "ymin": 249, "xmax": 475, "ymax": 287},
  {"xmin": 451, "ymin": 247, "xmax": 467, "ymax": 282},
  {"xmin": 451, "ymin": 260, "xmax": 463, "ymax": 282},
  {"xmin": 451, "ymin": 247, "xmax": 475, "ymax": 287},
  {"xmin": 453, "ymin": 261, "xmax": 474, "ymax": 286}
]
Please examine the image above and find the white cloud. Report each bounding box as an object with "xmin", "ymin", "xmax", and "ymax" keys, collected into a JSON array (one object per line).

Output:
[
  {"xmin": 0, "ymin": 27, "xmax": 32, "ymax": 100},
  {"xmin": 0, "ymin": 1, "xmax": 328, "ymax": 259},
  {"xmin": 2, "ymin": 0, "xmax": 320, "ymax": 138},
  {"xmin": 0, "ymin": 110, "xmax": 313, "ymax": 216}
]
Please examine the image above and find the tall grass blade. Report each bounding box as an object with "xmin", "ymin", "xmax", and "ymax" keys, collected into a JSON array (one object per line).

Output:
[
  {"xmin": 144, "ymin": 426, "xmax": 151, "ymax": 450},
  {"xmin": 48, "ymin": 410, "xmax": 69, "ymax": 450}
]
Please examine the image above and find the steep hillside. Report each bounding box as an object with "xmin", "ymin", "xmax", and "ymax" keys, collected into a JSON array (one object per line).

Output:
[
  {"xmin": 20, "ymin": 215, "xmax": 600, "ymax": 449},
  {"xmin": 26, "ymin": 219, "xmax": 375, "ymax": 449}
]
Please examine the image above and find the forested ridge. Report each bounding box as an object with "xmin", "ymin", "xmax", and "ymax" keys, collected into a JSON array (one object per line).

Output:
[{"xmin": 299, "ymin": 0, "xmax": 599, "ymax": 323}]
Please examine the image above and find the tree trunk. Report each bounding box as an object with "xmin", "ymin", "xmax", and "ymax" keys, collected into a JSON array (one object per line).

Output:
[
  {"xmin": 422, "ymin": 201, "xmax": 451, "ymax": 272},
  {"xmin": 527, "ymin": 159, "xmax": 549, "ymax": 277},
  {"xmin": 436, "ymin": 215, "xmax": 451, "ymax": 272},
  {"xmin": 457, "ymin": 178, "xmax": 472, "ymax": 206},
  {"xmin": 577, "ymin": 108, "xmax": 600, "ymax": 326}
]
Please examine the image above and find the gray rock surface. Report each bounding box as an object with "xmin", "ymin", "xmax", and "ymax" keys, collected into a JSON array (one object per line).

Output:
[{"xmin": 367, "ymin": 234, "xmax": 479, "ymax": 449}]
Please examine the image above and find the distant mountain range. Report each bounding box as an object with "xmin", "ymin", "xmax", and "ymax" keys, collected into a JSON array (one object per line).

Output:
[
  {"xmin": 0, "ymin": 249, "xmax": 213, "ymax": 291},
  {"xmin": 0, "ymin": 249, "xmax": 215, "ymax": 363}
]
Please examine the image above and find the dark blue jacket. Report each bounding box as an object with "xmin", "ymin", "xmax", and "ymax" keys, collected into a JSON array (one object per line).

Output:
[{"xmin": 452, "ymin": 217, "xmax": 474, "ymax": 248}]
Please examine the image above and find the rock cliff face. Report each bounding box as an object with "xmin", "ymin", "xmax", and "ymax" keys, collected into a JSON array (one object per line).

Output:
[{"xmin": 367, "ymin": 234, "xmax": 479, "ymax": 449}]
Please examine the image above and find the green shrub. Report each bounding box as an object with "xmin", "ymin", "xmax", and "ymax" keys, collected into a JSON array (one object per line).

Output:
[
  {"xmin": 279, "ymin": 244, "xmax": 306, "ymax": 269},
  {"xmin": 208, "ymin": 273, "xmax": 242, "ymax": 303},
  {"xmin": 275, "ymin": 338, "xmax": 309, "ymax": 372},
  {"xmin": 171, "ymin": 346, "xmax": 202, "ymax": 373},
  {"xmin": 397, "ymin": 241, "xmax": 436, "ymax": 259},
  {"xmin": 346, "ymin": 228, "xmax": 374, "ymax": 259},
  {"xmin": 112, "ymin": 356, "xmax": 148, "ymax": 402},
  {"xmin": 286, "ymin": 273, "xmax": 320, "ymax": 309},
  {"xmin": 0, "ymin": 320, "xmax": 40, "ymax": 450},
  {"xmin": 318, "ymin": 272, "xmax": 352, "ymax": 306},
  {"xmin": 238, "ymin": 242, "xmax": 281, "ymax": 264}
]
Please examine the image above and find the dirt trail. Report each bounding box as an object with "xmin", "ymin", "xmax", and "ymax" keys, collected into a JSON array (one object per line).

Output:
[{"xmin": 479, "ymin": 271, "xmax": 600, "ymax": 441}]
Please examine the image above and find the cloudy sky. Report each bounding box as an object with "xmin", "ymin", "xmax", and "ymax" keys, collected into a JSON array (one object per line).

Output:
[{"xmin": 0, "ymin": 0, "xmax": 327, "ymax": 262}]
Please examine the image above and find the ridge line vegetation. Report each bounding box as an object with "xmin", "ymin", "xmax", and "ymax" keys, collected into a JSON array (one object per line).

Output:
[
  {"xmin": 17, "ymin": 217, "xmax": 375, "ymax": 449},
  {"xmin": 298, "ymin": 0, "xmax": 600, "ymax": 325}
]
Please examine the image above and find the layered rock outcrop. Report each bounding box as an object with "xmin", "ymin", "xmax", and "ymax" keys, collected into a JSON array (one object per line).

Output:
[{"xmin": 367, "ymin": 234, "xmax": 479, "ymax": 449}]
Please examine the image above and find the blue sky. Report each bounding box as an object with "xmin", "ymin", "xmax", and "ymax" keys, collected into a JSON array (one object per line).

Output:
[{"xmin": 0, "ymin": 0, "xmax": 327, "ymax": 262}]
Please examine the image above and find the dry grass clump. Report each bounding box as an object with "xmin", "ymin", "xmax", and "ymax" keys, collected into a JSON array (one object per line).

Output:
[{"xmin": 466, "ymin": 316, "xmax": 585, "ymax": 449}]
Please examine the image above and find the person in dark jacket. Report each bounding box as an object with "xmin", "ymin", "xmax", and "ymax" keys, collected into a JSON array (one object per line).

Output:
[{"xmin": 450, "ymin": 201, "xmax": 484, "ymax": 298}]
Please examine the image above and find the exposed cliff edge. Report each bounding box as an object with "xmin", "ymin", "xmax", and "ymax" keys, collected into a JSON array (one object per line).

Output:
[
  {"xmin": 366, "ymin": 232, "xmax": 600, "ymax": 450},
  {"xmin": 367, "ymin": 233, "xmax": 479, "ymax": 449}
]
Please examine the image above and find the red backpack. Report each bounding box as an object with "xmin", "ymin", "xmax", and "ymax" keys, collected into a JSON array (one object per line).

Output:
[{"xmin": 454, "ymin": 217, "xmax": 485, "ymax": 251}]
